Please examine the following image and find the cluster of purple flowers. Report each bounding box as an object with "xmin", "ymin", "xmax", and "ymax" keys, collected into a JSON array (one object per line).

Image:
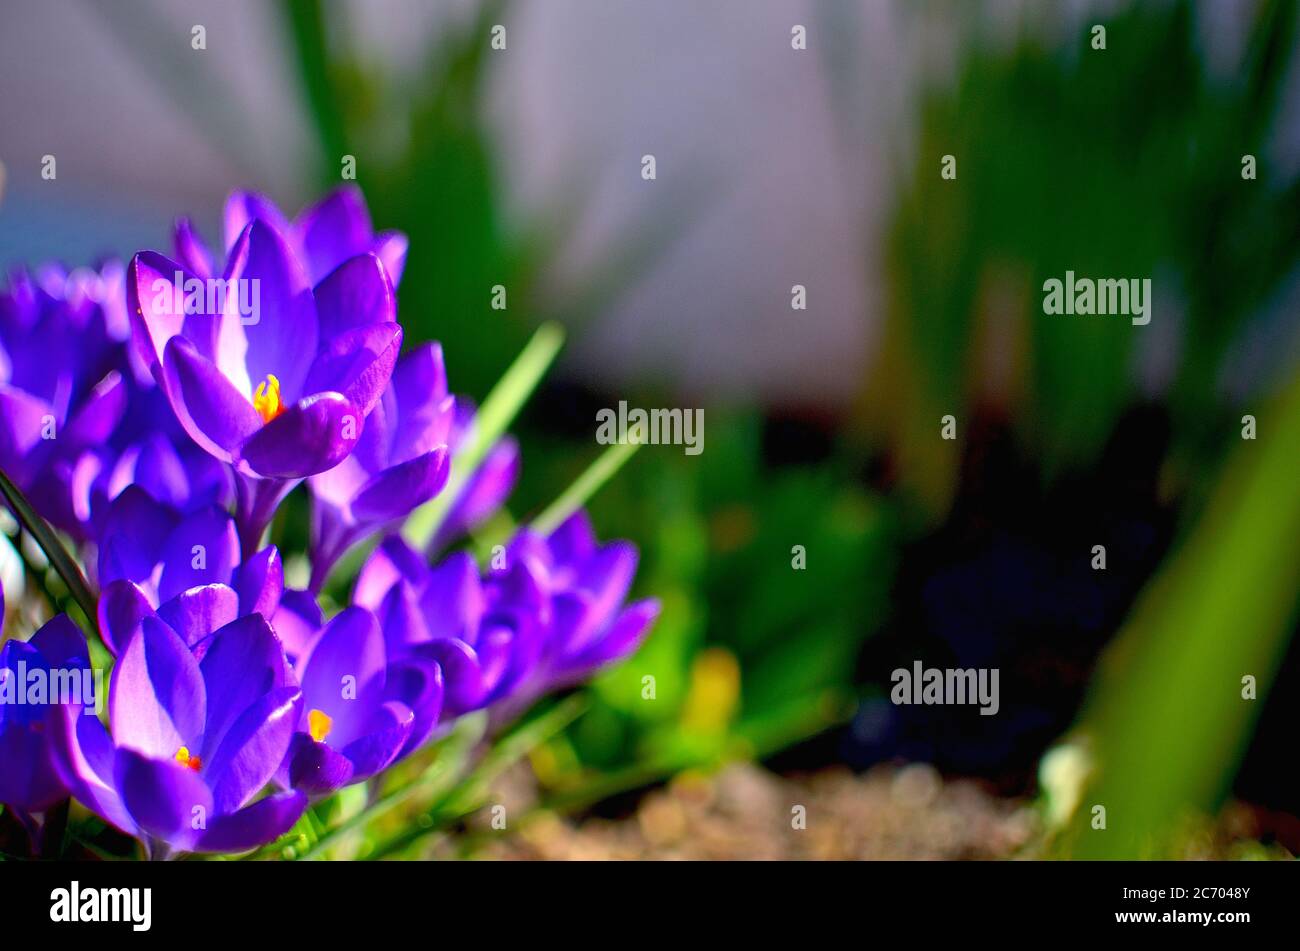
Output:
[{"xmin": 0, "ymin": 188, "xmax": 658, "ymax": 856}]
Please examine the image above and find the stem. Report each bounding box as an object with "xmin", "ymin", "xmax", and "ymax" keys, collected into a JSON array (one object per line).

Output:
[
  {"xmin": 364, "ymin": 695, "xmax": 586, "ymax": 860},
  {"xmin": 235, "ymin": 475, "xmax": 297, "ymax": 558}
]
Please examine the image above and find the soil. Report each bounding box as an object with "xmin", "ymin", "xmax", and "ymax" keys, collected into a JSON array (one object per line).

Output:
[
  {"xmin": 442, "ymin": 762, "xmax": 1294, "ymax": 861},
  {"xmin": 456, "ymin": 762, "xmax": 1039, "ymax": 860}
]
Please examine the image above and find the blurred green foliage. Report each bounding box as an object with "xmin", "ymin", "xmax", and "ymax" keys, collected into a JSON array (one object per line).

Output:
[
  {"xmin": 586, "ymin": 415, "xmax": 893, "ymax": 772},
  {"xmin": 880, "ymin": 0, "xmax": 1300, "ymax": 856},
  {"xmin": 874, "ymin": 0, "xmax": 1300, "ymax": 516},
  {"xmin": 1057, "ymin": 371, "xmax": 1300, "ymax": 858}
]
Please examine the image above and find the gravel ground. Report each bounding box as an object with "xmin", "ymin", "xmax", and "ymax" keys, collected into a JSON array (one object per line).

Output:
[
  {"xmin": 437, "ymin": 761, "xmax": 1296, "ymax": 860},
  {"xmin": 455, "ymin": 762, "xmax": 1040, "ymax": 860}
]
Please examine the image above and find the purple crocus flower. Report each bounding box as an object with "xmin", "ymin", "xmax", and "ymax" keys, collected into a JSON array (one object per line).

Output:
[
  {"xmin": 503, "ymin": 511, "xmax": 660, "ymax": 687},
  {"xmin": 127, "ymin": 190, "xmax": 405, "ymax": 550},
  {"xmin": 283, "ymin": 606, "xmax": 443, "ymax": 797},
  {"xmin": 53, "ymin": 598, "xmax": 305, "ymax": 856},
  {"xmin": 176, "ymin": 186, "xmax": 408, "ymax": 291},
  {"xmin": 96, "ymin": 534, "xmax": 284, "ymax": 659},
  {"xmin": 354, "ymin": 513, "xmax": 657, "ymax": 724},
  {"xmin": 355, "ymin": 536, "xmax": 547, "ymax": 716},
  {"xmin": 0, "ymin": 260, "xmax": 229, "ymax": 543},
  {"xmin": 0, "ymin": 263, "xmax": 131, "ymax": 539},
  {"xmin": 305, "ymin": 343, "xmax": 453, "ymax": 591},
  {"xmin": 94, "ymin": 485, "xmax": 283, "ymax": 638},
  {"xmin": 79, "ymin": 387, "xmax": 233, "ymax": 533},
  {"xmin": 0, "ymin": 614, "xmax": 87, "ymax": 814}
]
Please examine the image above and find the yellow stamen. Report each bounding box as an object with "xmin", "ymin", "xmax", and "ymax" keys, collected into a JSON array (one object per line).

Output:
[
  {"xmin": 252, "ymin": 374, "xmax": 285, "ymax": 424},
  {"xmin": 174, "ymin": 746, "xmax": 202, "ymax": 771},
  {"xmin": 308, "ymin": 708, "xmax": 333, "ymax": 744}
]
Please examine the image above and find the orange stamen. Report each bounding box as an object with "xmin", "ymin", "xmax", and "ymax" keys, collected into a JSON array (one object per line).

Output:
[
  {"xmin": 308, "ymin": 708, "xmax": 333, "ymax": 744},
  {"xmin": 252, "ymin": 374, "xmax": 285, "ymax": 424}
]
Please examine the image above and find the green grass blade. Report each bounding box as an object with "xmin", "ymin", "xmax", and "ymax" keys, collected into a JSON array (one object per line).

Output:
[
  {"xmin": 0, "ymin": 465, "xmax": 99, "ymax": 639},
  {"xmin": 1057, "ymin": 373, "xmax": 1300, "ymax": 858},
  {"xmin": 531, "ymin": 441, "xmax": 641, "ymax": 536}
]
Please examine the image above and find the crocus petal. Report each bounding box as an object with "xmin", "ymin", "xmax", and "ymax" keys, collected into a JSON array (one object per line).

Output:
[
  {"xmin": 238, "ymin": 391, "xmax": 362, "ymax": 478},
  {"xmin": 156, "ymin": 584, "xmax": 240, "ymax": 651},
  {"xmin": 486, "ymin": 557, "xmax": 547, "ymax": 623},
  {"xmin": 354, "ymin": 535, "xmax": 430, "ymax": 610},
  {"xmin": 115, "ymin": 747, "xmax": 213, "ymax": 851},
  {"xmin": 422, "ymin": 552, "xmax": 486, "ymax": 643},
  {"xmin": 269, "ymin": 589, "xmax": 323, "ymax": 664},
  {"xmin": 29, "ymin": 613, "xmax": 91, "ymax": 671},
  {"xmin": 98, "ymin": 581, "xmax": 156, "ymax": 656},
  {"xmin": 110, "ymin": 616, "xmax": 207, "ymax": 760},
  {"xmin": 306, "ymin": 453, "xmax": 371, "ymax": 513},
  {"xmin": 0, "ymin": 385, "xmax": 53, "ymax": 479},
  {"xmin": 193, "ymin": 790, "xmax": 307, "ymax": 854},
  {"xmin": 378, "ymin": 581, "xmax": 431, "ymax": 655},
  {"xmin": 157, "ymin": 506, "xmax": 240, "ymax": 602},
  {"xmin": 312, "ymin": 252, "xmax": 396, "ymax": 340},
  {"xmin": 223, "ymin": 218, "xmax": 318, "ymax": 403},
  {"xmin": 477, "ymin": 623, "xmax": 526, "ymax": 701},
  {"xmin": 563, "ymin": 542, "xmax": 638, "ymax": 655},
  {"xmin": 0, "ymin": 643, "xmax": 69, "ymax": 810},
  {"xmin": 198, "ymin": 613, "xmax": 290, "ymax": 759},
  {"xmin": 121, "ymin": 433, "xmax": 190, "ymax": 508},
  {"xmin": 413, "ymin": 638, "xmax": 485, "ymax": 715},
  {"xmin": 371, "ymin": 232, "xmax": 408, "ymax": 288},
  {"xmin": 569, "ymin": 599, "xmax": 661, "ymax": 672},
  {"xmin": 502, "ymin": 528, "xmax": 550, "ymax": 573},
  {"xmin": 287, "ymin": 733, "xmax": 356, "ymax": 797},
  {"xmin": 293, "ymin": 185, "xmax": 374, "ymax": 284},
  {"xmin": 203, "ymin": 686, "xmax": 302, "ymax": 814},
  {"xmin": 547, "ymin": 510, "xmax": 599, "ymax": 565},
  {"xmin": 98, "ymin": 486, "xmax": 177, "ymax": 589},
  {"xmin": 384, "ymin": 658, "xmax": 443, "ymax": 755},
  {"xmin": 51, "ymin": 705, "xmax": 138, "ymax": 837},
  {"xmin": 436, "ymin": 437, "xmax": 519, "ymax": 547},
  {"xmin": 31, "ymin": 451, "xmax": 101, "ymax": 540},
  {"xmin": 223, "ymin": 191, "xmax": 290, "ymax": 253},
  {"xmin": 173, "ymin": 217, "xmax": 214, "ymax": 279},
  {"xmin": 581, "ymin": 541, "xmax": 638, "ymax": 599},
  {"xmin": 301, "ymin": 321, "xmax": 402, "ymax": 418},
  {"xmin": 350, "ymin": 447, "xmax": 449, "ymax": 524},
  {"xmin": 233, "ymin": 545, "xmax": 284, "ymax": 618},
  {"xmin": 297, "ymin": 607, "xmax": 385, "ymax": 745},
  {"xmin": 62, "ymin": 371, "xmax": 127, "ymax": 448},
  {"xmin": 0, "ymin": 730, "xmax": 67, "ymax": 812},
  {"xmin": 161, "ymin": 335, "xmax": 263, "ymax": 461},
  {"xmin": 126, "ymin": 252, "xmax": 215, "ymax": 373},
  {"xmin": 549, "ymin": 590, "xmax": 597, "ymax": 660},
  {"xmin": 390, "ymin": 343, "xmax": 453, "ymax": 459},
  {"xmin": 339, "ymin": 701, "xmax": 414, "ymax": 780}
]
